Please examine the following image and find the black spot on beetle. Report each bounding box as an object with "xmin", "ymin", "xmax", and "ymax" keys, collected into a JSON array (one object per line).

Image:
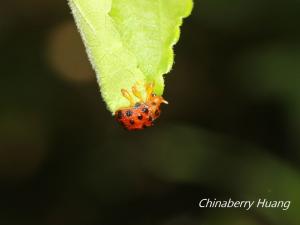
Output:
[
  {"xmin": 148, "ymin": 116, "xmax": 153, "ymax": 122},
  {"xmin": 130, "ymin": 119, "xmax": 135, "ymax": 125},
  {"xmin": 138, "ymin": 115, "xmax": 143, "ymax": 120},
  {"xmin": 117, "ymin": 111, "xmax": 123, "ymax": 119},
  {"xmin": 134, "ymin": 102, "xmax": 141, "ymax": 108},
  {"xmin": 142, "ymin": 107, "xmax": 149, "ymax": 114},
  {"xmin": 126, "ymin": 110, "xmax": 133, "ymax": 117}
]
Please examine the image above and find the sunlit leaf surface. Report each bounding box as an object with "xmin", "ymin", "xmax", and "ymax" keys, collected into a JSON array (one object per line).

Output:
[{"xmin": 69, "ymin": 0, "xmax": 193, "ymax": 112}]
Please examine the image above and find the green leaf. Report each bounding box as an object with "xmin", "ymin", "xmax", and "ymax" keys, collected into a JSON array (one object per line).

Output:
[{"xmin": 68, "ymin": 0, "xmax": 193, "ymax": 113}]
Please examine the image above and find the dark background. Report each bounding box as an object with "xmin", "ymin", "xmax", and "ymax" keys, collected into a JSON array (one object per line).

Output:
[{"xmin": 1, "ymin": 1, "xmax": 300, "ymax": 224}]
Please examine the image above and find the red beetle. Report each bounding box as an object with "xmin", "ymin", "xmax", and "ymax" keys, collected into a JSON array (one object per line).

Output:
[{"xmin": 115, "ymin": 82, "xmax": 168, "ymax": 131}]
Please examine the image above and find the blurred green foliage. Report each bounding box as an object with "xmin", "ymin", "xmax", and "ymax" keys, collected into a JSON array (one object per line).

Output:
[{"xmin": 0, "ymin": 1, "xmax": 299, "ymax": 225}]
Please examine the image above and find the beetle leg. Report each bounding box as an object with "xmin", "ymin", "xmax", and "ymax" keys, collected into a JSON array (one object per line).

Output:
[
  {"xmin": 132, "ymin": 85, "xmax": 144, "ymax": 102},
  {"xmin": 145, "ymin": 82, "xmax": 154, "ymax": 101},
  {"xmin": 121, "ymin": 89, "xmax": 135, "ymax": 106}
]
